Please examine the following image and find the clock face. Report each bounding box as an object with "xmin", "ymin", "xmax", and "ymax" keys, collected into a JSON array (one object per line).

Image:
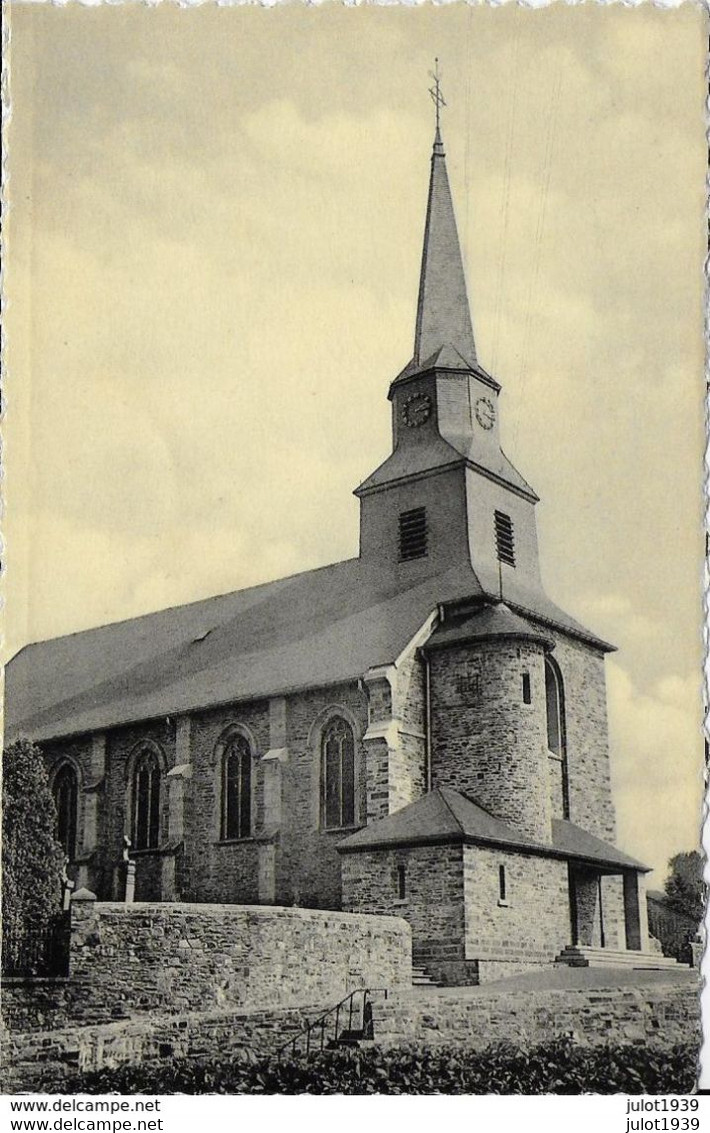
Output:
[
  {"xmin": 403, "ymin": 392, "xmax": 432, "ymax": 429},
  {"xmin": 475, "ymin": 396, "xmax": 496, "ymax": 431}
]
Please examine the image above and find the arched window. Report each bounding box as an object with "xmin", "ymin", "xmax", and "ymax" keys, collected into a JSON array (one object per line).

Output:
[
  {"xmin": 322, "ymin": 716, "xmax": 355, "ymax": 830},
  {"xmin": 131, "ymin": 748, "xmax": 161, "ymax": 850},
  {"xmin": 221, "ymin": 733, "xmax": 252, "ymax": 840},
  {"xmin": 545, "ymin": 657, "xmax": 565, "ymax": 756},
  {"xmin": 52, "ymin": 764, "xmax": 78, "ymax": 860},
  {"xmin": 545, "ymin": 657, "xmax": 569, "ymax": 818}
]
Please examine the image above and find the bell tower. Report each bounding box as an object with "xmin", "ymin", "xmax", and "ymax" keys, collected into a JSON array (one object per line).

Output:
[{"xmin": 356, "ymin": 80, "xmax": 545, "ymax": 611}]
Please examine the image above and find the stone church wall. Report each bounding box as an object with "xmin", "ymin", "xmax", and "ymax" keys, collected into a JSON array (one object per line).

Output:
[
  {"xmin": 42, "ymin": 678, "xmax": 374, "ymax": 911},
  {"xmin": 104, "ymin": 721, "xmax": 177, "ymax": 900},
  {"xmin": 341, "ymin": 843, "xmax": 467, "ymax": 974},
  {"xmin": 38, "ymin": 622, "xmax": 619, "ymax": 922},
  {"xmin": 463, "ymin": 845, "xmax": 570, "ymax": 979},
  {"xmin": 428, "ymin": 639, "xmax": 552, "ymax": 843},
  {"xmin": 280, "ymin": 681, "xmax": 369, "ymax": 909},
  {"xmin": 43, "ymin": 735, "xmax": 92, "ymax": 871},
  {"xmin": 391, "ymin": 651, "xmax": 427, "ymax": 811},
  {"xmin": 546, "ymin": 631, "xmax": 616, "ymax": 842},
  {"xmin": 392, "ymin": 732, "xmax": 427, "ymax": 813},
  {"xmin": 184, "ymin": 699, "xmax": 270, "ymax": 904},
  {"xmin": 181, "ymin": 680, "xmax": 369, "ymax": 909}
]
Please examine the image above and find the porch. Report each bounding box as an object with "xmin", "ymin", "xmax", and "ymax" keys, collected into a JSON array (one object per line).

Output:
[{"xmin": 557, "ymin": 863, "xmax": 685, "ymax": 970}]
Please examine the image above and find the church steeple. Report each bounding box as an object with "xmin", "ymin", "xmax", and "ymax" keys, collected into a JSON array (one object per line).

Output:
[
  {"xmin": 414, "ymin": 126, "xmax": 478, "ymax": 371},
  {"xmin": 356, "ymin": 77, "xmax": 545, "ymax": 607}
]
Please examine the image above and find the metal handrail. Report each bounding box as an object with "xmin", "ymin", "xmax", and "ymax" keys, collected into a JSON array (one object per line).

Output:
[{"xmin": 277, "ymin": 987, "xmax": 389, "ymax": 1057}]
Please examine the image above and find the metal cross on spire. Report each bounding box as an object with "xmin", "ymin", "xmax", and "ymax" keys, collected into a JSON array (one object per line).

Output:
[{"xmin": 428, "ymin": 57, "xmax": 446, "ymax": 131}]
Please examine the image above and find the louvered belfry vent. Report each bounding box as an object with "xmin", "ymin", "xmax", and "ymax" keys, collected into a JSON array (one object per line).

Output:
[
  {"xmin": 399, "ymin": 507, "xmax": 428, "ymax": 561},
  {"xmin": 494, "ymin": 510, "xmax": 516, "ymax": 567}
]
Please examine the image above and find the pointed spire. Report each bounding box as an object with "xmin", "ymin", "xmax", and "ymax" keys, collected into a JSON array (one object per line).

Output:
[{"xmin": 413, "ymin": 127, "xmax": 478, "ymax": 370}]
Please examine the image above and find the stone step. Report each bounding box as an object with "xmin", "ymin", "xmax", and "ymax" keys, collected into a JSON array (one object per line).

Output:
[
  {"xmin": 555, "ymin": 946, "xmax": 687, "ymax": 970},
  {"xmin": 332, "ymin": 1029, "xmax": 365, "ymax": 1047},
  {"xmin": 411, "ymin": 964, "xmax": 441, "ymax": 987}
]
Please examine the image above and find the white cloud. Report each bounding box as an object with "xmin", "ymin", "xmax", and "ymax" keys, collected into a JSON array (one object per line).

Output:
[{"xmin": 607, "ymin": 661, "xmax": 704, "ymax": 884}]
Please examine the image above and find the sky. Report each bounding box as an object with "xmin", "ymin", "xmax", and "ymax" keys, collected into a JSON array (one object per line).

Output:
[{"xmin": 4, "ymin": 3, "xmax": 707, "ymax": 884}]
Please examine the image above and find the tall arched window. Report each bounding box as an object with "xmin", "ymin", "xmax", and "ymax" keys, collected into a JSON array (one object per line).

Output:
[
  {"xmin": 545, "ymin": 657, "xmax": 569, "ymax": 818},
  {"xmin": 545, "ymin": 659, "xmax": 564, "ymax": 755},
  {"xmin": 131, "ymin": 748, "xmax": 161, "ymax": 850},
  {"xmin": 322, "ymin": 716, "xmax": 355, "ymax": 830},
  {"xmin": 221, "ymin": 734, "xmax": 252, "ymax": 840},
  {"xmin": 53, "ymin": 764, "xmax": 78, "ymax": 860}
]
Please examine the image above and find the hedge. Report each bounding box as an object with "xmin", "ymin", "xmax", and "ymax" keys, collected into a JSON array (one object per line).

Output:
[{"xmin": 53, "ymin": 1037, "xmax": 698, "ymax": 1095}]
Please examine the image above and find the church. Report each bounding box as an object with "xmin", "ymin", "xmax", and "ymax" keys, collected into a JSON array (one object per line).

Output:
[{"xmin": 5, "ymin": 111, "xmax": 655, "ymax": 985}]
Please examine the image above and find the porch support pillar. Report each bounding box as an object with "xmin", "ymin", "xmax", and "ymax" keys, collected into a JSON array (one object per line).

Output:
[{"xmin": 623, "ymin": 869, "xmax": 649, "ymax": 951}]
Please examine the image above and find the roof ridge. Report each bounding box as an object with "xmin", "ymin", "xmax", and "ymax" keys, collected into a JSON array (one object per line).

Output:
[
  {"xmin": 454, "ymin": 787, "xmax": 515, "ymax": 826},
  {"xmin": 437, "ymin": 786, "xmax": 467, "ymax": 836}
]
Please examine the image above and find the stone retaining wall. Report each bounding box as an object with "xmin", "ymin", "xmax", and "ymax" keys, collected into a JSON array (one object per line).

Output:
[
  {"xmin": 2, "ymin": 900, "xmax": 411, "ymax": 1034},
  {"xmin": 2, "ymin": 1003, "xmax": 325, "ymax": 1093},
  {"xmin": 376, "ymin": 983, "xmax": 699, "ymax": 1050},
  {"xmin": 2, "ymin": 981, "xmax": 698, "ymax": 1093}
]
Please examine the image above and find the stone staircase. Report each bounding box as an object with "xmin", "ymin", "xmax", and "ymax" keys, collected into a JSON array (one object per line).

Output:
[
  {"xmin": 554, "ymin": 945, "xmax": 688, "ymax": 971},
  {"xmin": 412, "ymin": 964, "xmax": 441, "ymax": 987}
]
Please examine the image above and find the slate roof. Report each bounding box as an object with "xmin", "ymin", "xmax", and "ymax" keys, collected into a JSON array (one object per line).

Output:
[
  {"xmin": 338, "ymin": 787, "xmax": 649, "ymax": 872},
  {"xmin": 390, "ymin": 345, "xmax": 500, "ymax": 391},
  {"xmin": 5, "ymin": 560, "xmax": 483, "ymax": 743},
  {"xmin": 413, "ymin": 129, "xmax": 479, "ymax": 372},
  {"xmin": 355, "ymin": 429, "xmax": 537, "ymax": 501},
  {"xmin": 423, "ymin": 602, "xmax": 555, "ymax": 652},
  {"xmin": 6, "ymin": 551, "xmax": 613, "ymax": 745}
]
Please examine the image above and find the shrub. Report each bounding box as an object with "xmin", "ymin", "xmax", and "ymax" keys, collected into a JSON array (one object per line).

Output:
[
  {"xmin": 2, "ymin": 738, "xmax": 64, "ymax": 948},
  {"xmin": 51, "ymin": 1037, "xmax": 699, "ymax": 1095}
]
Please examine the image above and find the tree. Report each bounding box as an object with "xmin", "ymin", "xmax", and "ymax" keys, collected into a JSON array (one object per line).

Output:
[
  {"xmin": 2, "ymin": 738, "xmax": 64, "ymax": 949},
  {"xmin": 663, "ymin": 850, "xmax": 704, "ymax": 925}
]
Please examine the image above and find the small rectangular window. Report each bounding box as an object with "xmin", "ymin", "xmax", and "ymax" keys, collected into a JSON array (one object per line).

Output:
[
  {"xmin": 397, "ymin": 863, "xmax": 406, "ymax": 900},
  {"xmin": 494, "ymin": 511, "xmax": 516, "ymax": 567},
  {"xmin": 399, "ymin": 507, "xmax": 427, "ymax": 561},
  {"xmin": 455, "ymin": 662, "xmax": 481, "ymax": 699},
  {"xmin": 522, "ymin": 672, "xmax": 531, "ymax": 704},
  {"xmin": 498, "ymin": 864, "xmax": 507, "ymax": 903}
]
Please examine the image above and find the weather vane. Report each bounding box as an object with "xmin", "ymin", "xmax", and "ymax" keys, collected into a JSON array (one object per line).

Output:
[{"xmin": 428, "ymin": 57, "xmax": 446, "ymax": 131}]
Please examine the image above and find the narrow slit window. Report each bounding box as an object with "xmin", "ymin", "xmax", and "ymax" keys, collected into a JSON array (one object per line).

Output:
[
  {"xmin": 399, "ymin": 507, "xmax": 427, "ymax": 561},
  {"xmin": 397, "ymin": 863, "xmax": 406, "ymax": 900},
  {"xmin": 494, "ymin": 511, "xmax": 516, "ymax": 567},
  {"xmin": 498, "ymin": 864, "xmax": 507, "ymax": 903},
  {"xmin": 522, "ymin": 672, "xmax": 531, "ymax": 704}
]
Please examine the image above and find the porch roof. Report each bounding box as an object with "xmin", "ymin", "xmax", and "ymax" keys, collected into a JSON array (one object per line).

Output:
[{"xmin": 337, "ymin": 787, "xmax": 650, "ymax": 872}]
